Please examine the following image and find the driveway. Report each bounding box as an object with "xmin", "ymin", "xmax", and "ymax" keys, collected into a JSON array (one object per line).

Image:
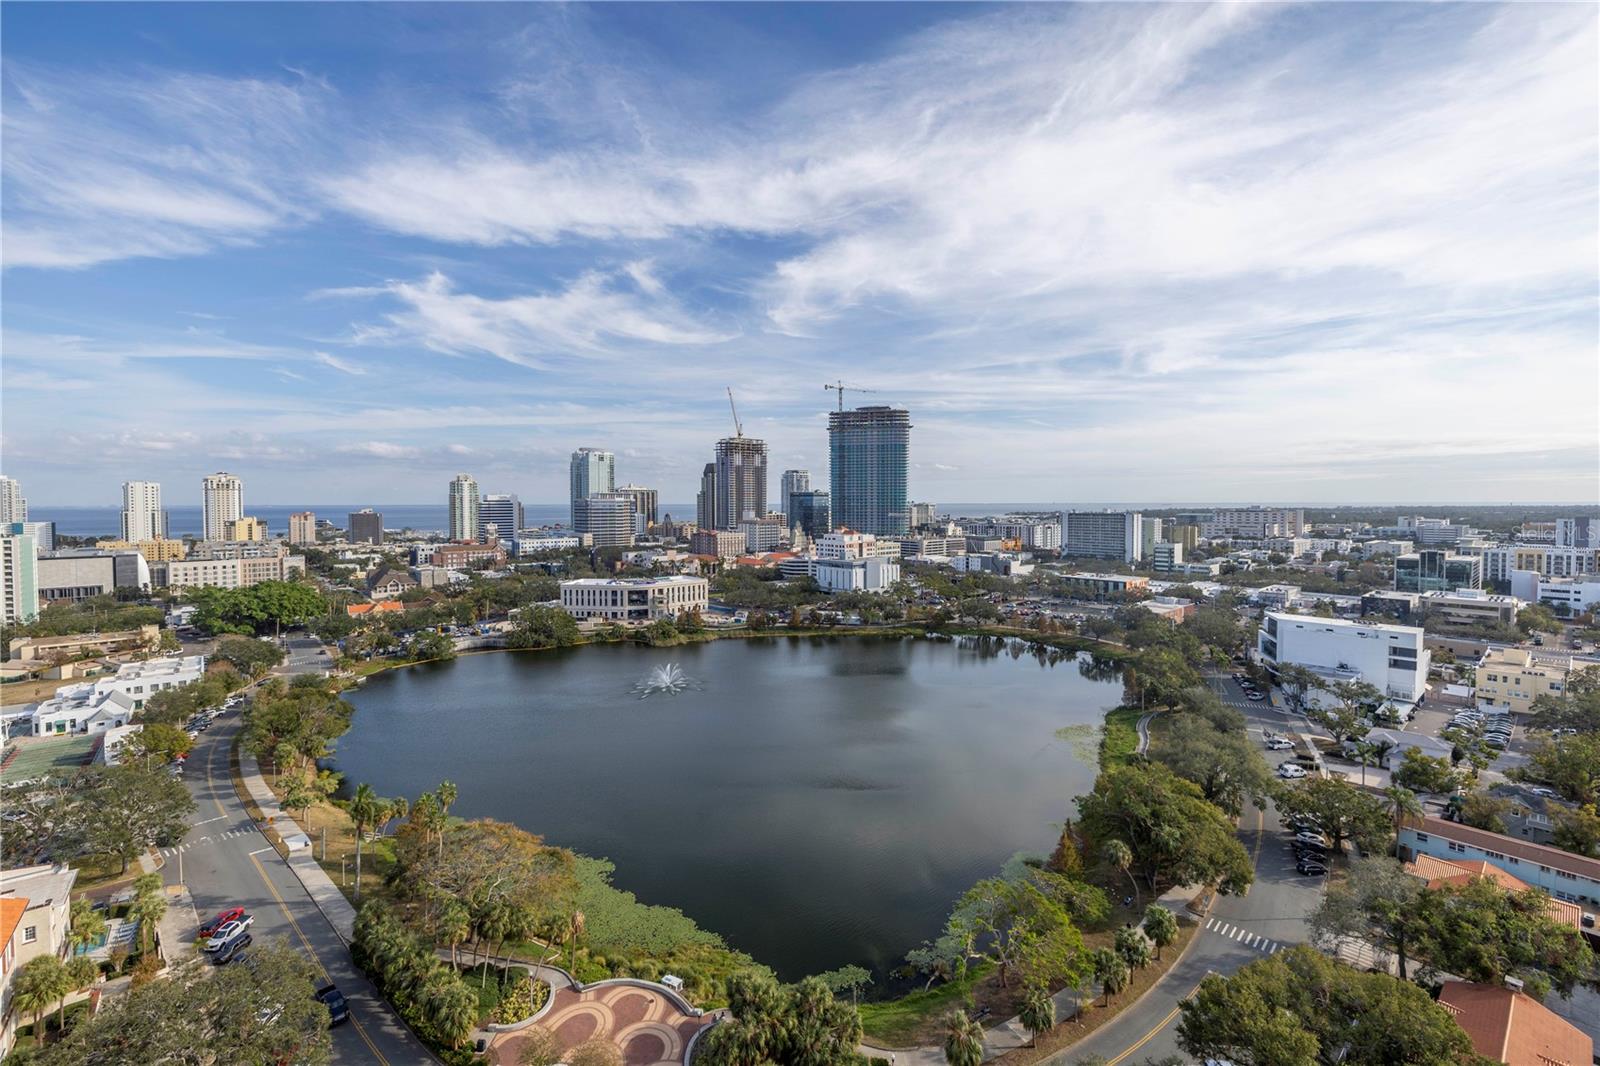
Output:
[{"xmin": 162, "ymin": 716, "xmax": 434, "ymax": 1064}]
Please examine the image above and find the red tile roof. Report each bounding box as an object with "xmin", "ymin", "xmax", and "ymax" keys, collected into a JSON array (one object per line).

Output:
[
  {"xmin": 1415, "ymin": 815, "xmax": 1600, "ymax": 882},
  {"xmin": 1437, "ymin": 981, "xmax": 1592, "ymax": 1066},
  {"xmin": 0, "ymin": 897, "xmax": 28, "ymax": 950}
]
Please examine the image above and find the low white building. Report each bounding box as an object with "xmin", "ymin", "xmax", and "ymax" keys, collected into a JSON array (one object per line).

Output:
[
  {"xmin": 815, "ymin": 556, "xmax": 900, "ymax": 593},
  {"xmin": 514, "ymin": 533, "xmax": 584, "ymax": 556},
  {"xmin": 559, "ymin": 576, "xmax": 709, "ymax": 623},
  {"xmin": 1512, "ymin": 573, "xmax": 1600, "ymax": 618},
  {"xmin": 29, "ymin": 655, "xmax": 207, "ymax": 736},
  {"xmin": 1257, "ymin": 611, "xmax": 1430, "ymax": 704}
]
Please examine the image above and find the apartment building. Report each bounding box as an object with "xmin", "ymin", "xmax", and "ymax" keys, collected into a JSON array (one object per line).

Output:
[
  {"xmin": 559, "ymin": 576, "xmax": 708, "ymax": 623},
  {"xmin": 1, "ymin": 532, "xmax": 38, "ymax": 625},
  {"xmin": 1476, "ymin": 647, "xmax": 1595, "ymax": 716},
  {"xmin": 0, "ymin": 864, "xmax": 78, "ymax": 1058},
  {"xmin": 154, "ymin": 549, "xmax": 305, "ymax": 590},
  {"xmin": 30, "ymin": 655, "xmax": 207, "ymax": 735},
  {"xmin": 93, "ymin": 537, "xmax": 188, "ymax": 562},
  {"xmin": 1399, "ymin": 815, "xmax": 1600, "ymax": 910},
  {"xmin": 1484, "ymin": 545, "xmax": 1599, "ymax": 583},
  {"xmin": 1064, "ymin": 511, "xmax": 1142, "ymax": 562},
  {"xmin": 688, "ymin": 529, "xmax": 747, "ymax": 560},
  {"xmin": 1200, "ymin": 507, "xmax": 1305, "ymax": 539},
  {"xmin": 288, "ymin": 511, "xmax": 317, "ymax": 546}
]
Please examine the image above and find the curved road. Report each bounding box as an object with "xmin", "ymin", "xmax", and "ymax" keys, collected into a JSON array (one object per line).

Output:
[
  {"xmin": 161, "ymin": 714, "xmax": 435, "ymax": 1064},
  {"xmin": 1041, "ymin": 679, "xmax": 1322, "ymax": 1065}
]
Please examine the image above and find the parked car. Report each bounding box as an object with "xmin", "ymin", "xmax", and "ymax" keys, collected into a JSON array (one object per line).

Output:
[
  {"xmin": 314, "ymin": 983, "xmax": 350, "ymax": 1027},
  {"xmin": 204, "ymin": 916, "xmax": 254, "ymax": 952},
  {"xmin": 1266, "ymin": 738, "xmax": 1294, "ymax": 751},
  {"xmin": 1278, "ymin": 763, "xmax": 1308, "ymax": 779},
  {"xmin": 211, "ymin": 932, "xmax": 253, "ymax": 966},
  {"xmin": 1297, "ymin": 860, "xmax": 1328, "ymax": 876},
  {"xmin": 199, "ymin": 907, "xmax": 246, "ymax": 938},
  {"xmin": 1248, "ymin": 692, "xmax": 1266, "ymax": 701}
]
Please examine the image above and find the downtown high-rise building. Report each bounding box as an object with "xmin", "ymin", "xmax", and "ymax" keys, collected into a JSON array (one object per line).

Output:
[
  {"xmin": 288, "ymin": 511, "xmax": 318, "ymax": 546},
  {"xmin": 828, "ymin": 406, "xmax": 911, "ymax": 537},
  {"xmin": 569, "ymin": 448, "xmax": 616, "ymax": 525},
  {"xmin": 616, "ymin": 485, "xmax": 658, "ymax": 530},
  {"xmin": 790, "ymin": 490, "xmax": 833, "ymax": 540},
  {"xmin": 348, "ymin": 509, "xmax": 385, "ymax": 545},
  {"xmin": 1064, "ymin": 510, "xmax": 1143, "ymax": 563},
  {"xmin": 448, "ymin": 473, "xmax": 480, "ymax": 542},
  {"xmin": 573, "ymin": 493, "xmax": 636, "ymax": 548},
  {"xmin": 1, "ymin": 529, "xmax": 39, "ymax": 625},
  {"xmin": 201, "ymin": 472, "xmax": 243, "ymax": 542},
  {"xmin": 696, "ymin": 463, "xmax": 718, "ymax": 531},
  {"xmin": 121, "ymin": 480, "xmax": 166, "ymax": 541},
  {"xmin": 479, "ymin": 494, "xmax": 522, "ymax": 541},
  {"xmin": 0, "ymin": 476, "xmax": 26, "ymax": 525},
  {"xmin": 714, "ymin": 436, "xmax": 768, "ymax": 531},
  {"xmin": 780, "ymin": 470, "xmax": 810, "ymax": 519}
]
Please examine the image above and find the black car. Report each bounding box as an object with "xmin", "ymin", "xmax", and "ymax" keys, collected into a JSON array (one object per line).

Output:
[
  {"xmin": 212, "ymin": 932, "xmax": 253, "ymax": 966},
  {"xmin": 1297, "ymin": 861, "xmax": 1328, "ymax": 876},
  {"xmin": 314, "ymin": 983, "xmax": 350, "ymax": 1027}
]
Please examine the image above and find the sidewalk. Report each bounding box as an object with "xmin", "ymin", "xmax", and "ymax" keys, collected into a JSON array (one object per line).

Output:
[{"xmin": 237, "ymin": 749, "xmax": 360, "ymax": 942}]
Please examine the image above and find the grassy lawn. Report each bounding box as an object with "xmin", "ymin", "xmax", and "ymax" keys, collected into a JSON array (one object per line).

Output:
[
  {"xmin": 859, "ymin": 964, "xmax": 994, "ymax": 1047},
  {"xmin": 1099, "ymin": 707, "xmax": 1143, "ymax": 767}
]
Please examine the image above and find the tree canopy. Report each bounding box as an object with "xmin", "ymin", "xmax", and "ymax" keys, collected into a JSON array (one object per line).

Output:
[
  {"xmin": 189, "ymin": 581, "xmax": 326, "ymax": 636},
  {"xmin": 697, "ymin": 972, "xmax": 864, "ymax": 1066}
]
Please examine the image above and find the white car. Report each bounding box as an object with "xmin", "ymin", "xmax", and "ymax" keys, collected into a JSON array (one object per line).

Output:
[
  {"xmin": 1277, "ymin": 763, "xmax": 1308, "ymax": 779},
  {"xmin": 204, "ymin": 916, "xmax": 254, "ymax": 952},
  {"xmin": 1266, "ymin": 738, "xmax": 1294, "ymax": 751}
]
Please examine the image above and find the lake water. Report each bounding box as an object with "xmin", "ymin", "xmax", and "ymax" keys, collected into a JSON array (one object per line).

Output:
[{"xmin": 333, "ymin": 635, "xmax": 1121, "ymax": 980}]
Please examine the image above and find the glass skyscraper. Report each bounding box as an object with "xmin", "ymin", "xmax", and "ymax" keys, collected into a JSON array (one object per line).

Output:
[{"xmin": 828, "ymin": 406, "xmax": 910, "ymax": 537}]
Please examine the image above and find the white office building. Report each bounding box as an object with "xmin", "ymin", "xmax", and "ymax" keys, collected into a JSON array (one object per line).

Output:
[
  {"xmin": 30, "ymin": 655, "xmax": 207, "ymax": 736},
  {"xmin": 447, "ymin": 473, "xmax": 480, "ymax": 542},
  {"xmin": 201, "ymin": 472, "xmax": 243, "ymax": 542},
  {"xmin": 1256, "ymin": 610, "xmax": 1430, "ymax": 704},
  {"xmin": 573, "ymin": 493, "xmax": 636, "ymax": 548},
  {"xmin": 514, "ymin": 533, "xmax": 584, "ymax": 556},
  {"xmin": 1555, "ymin": 517, "xmax": 1600, "ymax": 549},
  {"xmin": 1150, "ymin": 542, "xmax": 1185, "ymax": 572},
  {"xmin": 0, "ymin": 476, "xmax": 25, "ymax": 525},
  {"xmin": 1064, "ymin": 510, "xmax": 1142, "ymax": 562},
  {"xmin": 815, "ymin": 556, "xmax": 900, "ymax": 593},
  {"xmin": 559, "ymin": 576, "xmax": 708, "ymax": 623},
  {"xmin": 1201, "ymin": 507, "xmax": 1306, "ymax": 539},
  {"xmin": 121, "ymin": 480, "xmax": 166, "ymax": 541},
  {"xmin": 479, "ymin": 493, "xmax": 522, "ymax": 543}
]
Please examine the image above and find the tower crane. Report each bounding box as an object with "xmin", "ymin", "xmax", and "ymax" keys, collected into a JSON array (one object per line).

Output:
[
  {"xmin": 824, "ymin": 380, "xmax": 877, "ymax": 411},
  {"xmin": 727, "ymin": 386, "xmax": 743, "ymax": 437}
]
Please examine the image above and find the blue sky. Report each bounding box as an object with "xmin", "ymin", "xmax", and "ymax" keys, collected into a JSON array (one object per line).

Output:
[{"xmin": 3, "ymin": 2, "xmax": 1596, "ymax": 508}]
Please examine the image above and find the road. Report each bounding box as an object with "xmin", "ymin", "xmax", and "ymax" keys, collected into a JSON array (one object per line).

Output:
[
  {"xmin": 1043, "ymin": 676, "xmax": 1325, "ymax": 1065},
  {"xmin": 162, "ymin": 713, "xmax": 435, "ymax": 1065}
]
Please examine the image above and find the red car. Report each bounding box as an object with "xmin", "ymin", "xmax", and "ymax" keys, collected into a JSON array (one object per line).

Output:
[{"xmin": 198, "ymin": 907, "xmax": 246, "ymax": 938}]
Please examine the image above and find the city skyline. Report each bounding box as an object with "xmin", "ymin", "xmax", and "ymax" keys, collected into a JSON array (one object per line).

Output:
[{"xmin": 3, "ymin": 4, "xmax": 1597, "ymax": 505}]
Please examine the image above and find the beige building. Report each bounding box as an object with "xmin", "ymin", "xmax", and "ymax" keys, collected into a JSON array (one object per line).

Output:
[
  {"xmin": 0, "ymin": 864, "xmax": 78, "ymax": 1057},
  {"xmin": 1061, "ymin": 572, "xmax": 1151, "ymax": 600},
  {"xmin": 224, "ymin": 516, "xmax": 269, "ymax": 542},
  {"xmin": 1475, "ymin": 647, "xmax": 1595, "ymax": 716},
  {"xmin": 154, "ymin": 549, "xmax": 304, "ymax": 590},
  {"xmin": 1419, "ymin": 589, "xmax": 1521, "ymax": 628},
  {"xmin": 7, "ymin": 625, "xmax": 160, "ymax": 663},
  {"xmin": 288, "ymin": 511, "xmax": 317, "ymax": 546},
  {"xmin": 94, "ymin": 538, "xmax": 188, "ymax": 562},
  {"xmin": 560, "ymin": 576, "xmax": 709, "ymax": 623}
]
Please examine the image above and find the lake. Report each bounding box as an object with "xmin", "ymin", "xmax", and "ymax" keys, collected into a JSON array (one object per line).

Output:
[{"xmin": 333, "ymin": 635, "xmax": 1122, "ymax": 980}]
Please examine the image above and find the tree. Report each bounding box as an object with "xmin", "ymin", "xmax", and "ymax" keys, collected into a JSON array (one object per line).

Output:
[
  {"xmin": 1392, "ymin": 749, "xmax": 1460, "ymax": 795},
  {"xmin": 1113, "ymin": 925, "xmax": 1152, "ymax": 971},
  {"xmin": 347, "ymin": 783, "xmax": 391, "ymax": 902},
  {"xmin": 1381, "ymin": 786, "xmax": 1424, "ymax": 857},
  {"xmin": 81, "ymin": 764, "xmax": 196, "ymax": 872},
  {"xmin": 1308, "ymin": 701, "xmax": 1369, "ymax": 747},
  {"xmin": 568, "ymin": 1039, "xmax": 624, "ymax": 1066},
  {"xmin": 1309, "ymin": 856, "xmax": 1426, "ymax": 980},
  {"xmin": 942, "ymin": 1010, "xmax": 984, "ymax": 1066},
  {"xmin": 1527, "ymin": 668, "xmax": 1600, "ymax": 733},
  {"xmin": 32, "ymin": 940, "xmax": 332, "ymax": 1066},
  {"xmin": 1077, "ymin": 763, "xmax": 1254, "ymax": 896},
  {"xmin": 12, "ymin": 955, "xmax": 69, "ymax": 1046},
  {"xmin": 126, "ymin": 722, "xmax": 193, "ymax": 765},
  {"xmin": 945, "ymin": 874, "xmax": 1086, "ymax": 990},
  {"xmin": 1141, "ymin": 905, "xmax": 1179, "ymax": 960},
  {"xmin": 1519, "ymin": 604, "xmax": 1563, "ymax": 634},
  {"xmin": 1274, "ymin": 777, "xmax": 1389, "ymax": 855},
  {"xmin": 518, "ymin": 1027, "xmax": 563, "ymax": 1066},
  {"xmin": 699, "ymin": 972, "xmax": 863, "ymax": 1066},
  {"xmin": 1090, "ymin": 948, "xmax": 1128, "ymax": 1005},
  {"xmin": 130, "ymin": 873, "xmax": 167, "ymax": 954},
  {"xmin": 816, "ymin": 965, "xmax": 872, "ymax": 1006},
  {"xmin": 1276, "ymin": 664, "xmax": 1323, "ymax": 716},
  {"xmin": 1019, "ymin": 985, "xmax": 1055, "ymax": 1047},
  {"xmin": 409, "ymin": 630, "xmax": 456, "ymax": 662},
  {"xmin": 419, "ymin": 967, "xmax": 478, "ymax": 1049},
  {"xmin": 1154, "ymin": 692, "xmax": 1273, "ymax": 818},
  {"xmin": 1177, "ymin": 946, "xmax": 1480, "ymax": 1066},
  {"xmin": 61, "ymin": 955, "xmax": 99, "ymax": 1031},
  {"xmin": 1550, "ymin": 804, "xmax": 1600, "ymax": 858},
  {"xmin": 1512, "ymin": 734, "xmax": 1600, "ymax": 805},
  {"xmin": 1102, "ymin": 839, "xmax": 1137, "ymax": 906},
  {"xmin": 1414, "ymin": 877, "xmax": 1599, "ymax": 1000},
  {"xmin": 1458, "ymin": 790, "xmax": 1514, "ymax": 834},
  {"xmin": 506, "ymin": 606, "xmax": 583, "ymax": 649},
  {"xmin": 1047, "ymin": 822, "xmax": 1083, "ymax": 877},
  {"xmin": 211, "ymin": 634, "xmax": 287, "ymax": 677},
  {"xmin": 68, "ymin": 898, "xmax": 108, "ymax": 959}
]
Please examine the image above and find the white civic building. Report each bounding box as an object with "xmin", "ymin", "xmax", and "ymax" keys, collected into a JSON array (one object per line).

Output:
[
  {"xmin": 29, "ymin": 655, "xmax": 207, "ymax": 736},
  {"xmin": 559, "ymin": 576, "xmax": 709, "ymax": 623},
  {"xmin": 1256, "ymin": 611, "xmax": 1430, "ymax": 705}
]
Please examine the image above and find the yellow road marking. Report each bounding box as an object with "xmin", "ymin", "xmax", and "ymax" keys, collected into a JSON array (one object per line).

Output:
[{"xmin": 1104, "ymin": 977, "xmax": 1209, "ymax": 1066}]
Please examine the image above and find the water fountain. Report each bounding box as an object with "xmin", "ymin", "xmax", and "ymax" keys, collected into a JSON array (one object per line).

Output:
[{"xmin": 633, "ymin": 662, "xmax": 697, "ymax": 698}]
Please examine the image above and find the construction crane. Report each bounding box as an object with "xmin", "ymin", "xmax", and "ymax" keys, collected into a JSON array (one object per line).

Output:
[
  {"xmin": 727, "ymin": 386, "xmax": 743, "ymax": 437},
  {"xmin": 824, "ymin": 379, "xmax": 877, "ymax": 411}
]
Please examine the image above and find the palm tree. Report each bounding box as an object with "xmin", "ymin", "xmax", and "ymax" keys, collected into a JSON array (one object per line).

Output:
[
  {"xmin": 12, "ymin": 955, "xmax": 68, "ymax": 1046},
  {"xmin": 941, "ymin": 1009, "xmax": 984, "ymax": 1066},
  {"xmin": 67, "ymin": 898, "xmax": 108, "ymax": 958},
  {"xmin": 1114, "ymin": 925, "xmax": 1152, "ymax": 971},
  {"xmin": 348, "ymin": 783, "xmax": 388, "ymax": 902},
  {"xmin": 60, "ymin": 956, "xmax": 98, "ymax": 1033},
  {"xmin": 1384, "ymin": 786, "xmax": 1424, "ymax": 857},
  {"xmin": 423, "ymin": 970, "xmax": 479, "ymax": 1049},
  {"xmin": 1090, "ymin": 948, "xmax": 1128, "ymax": 1007},
  {"xmin": 282, "ymin": 776, "xmax": 316, "ymax": 826},
  {"xmin": 436, "ymin": 779, "xmax": 458, "ymax": 819},
  {"xmin": 565, "ymin": 910, "xmax": 586, "ymax": 973},
  {"xmin": 437, "ymin": 898, "xmax": 472, "ymax": 968},
  {"xmin": 130, "ymin": 873, "xmax": 166, "ymax": 955},
  {"xmin": 1371, "ymin": 738, "xmax": 1397, "ymax": 770},
  {"xmin": 1103, "ymin": 839, "xmax": 1138, "ymax": 906},
  {"xmin": 1018, "ymin": 985, "xmax": 1055, "ymax": 1047},
  {"xmin": 1352, "ymin": 741, "xmax": 1378, "ymax": 787},
  {"xmin": 384, "ymin": 796, "xmax": 410, "ymax": 838},
  {"xmin": 1141, "ymin": 904, "xmax": 1178, "ymax": 961}
]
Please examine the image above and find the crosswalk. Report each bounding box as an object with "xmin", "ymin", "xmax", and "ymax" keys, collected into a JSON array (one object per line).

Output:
[
  {"xmin": 160, "ymin": 825, "xmax": 259, "ymax": 856},
  {"xmin": 1204, "ymin": 916, "xmax": 1287, "ymax": 955}
]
